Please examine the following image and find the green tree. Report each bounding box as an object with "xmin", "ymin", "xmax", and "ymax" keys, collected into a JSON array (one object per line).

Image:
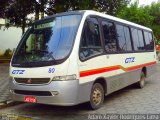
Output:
[
  {"xmin": 1, "ymin": 0, "xmax": 55, "ymax": 33},
  {"xmin": 0, "ymin": 0, "xmax": 13, "ymax": 29},
  {"xmin": 2, "ymin": 0, "xmax": 131, "ymax": 34},
  {"xmin": 117, "ymin": 1, "xmax": 160, "ymax": 44},
  {"xmin": 150, "ymin": 2, "xmax": 160, "ymax": 44},
  {"xmin": 34, "ymin": 0, "xmax": 54, "ymax": 20},
  {"xmin": 46, "ymin": 0, "xmax": 130, "ymax": 16},
  {"xmin": 3, "ymin": 48, "xmax": 12, "ymax": 59},
  {"xmin": 117, "ymin": 2, "xmax": 154, "ymax": 27},
  {"xmin": 46, "ymin": 0, "xmax": 94, "ymax": 14},
  {"xmin": 5, "ymin": 0, "xmax": 35, "ymax": 34},
  {"xmin": 0, "ymin": 0, "xmax": 12, "ymax": 18},
  {"xmin": 95, "ymin": 0, "xmax": 131, "ymax": 16}
]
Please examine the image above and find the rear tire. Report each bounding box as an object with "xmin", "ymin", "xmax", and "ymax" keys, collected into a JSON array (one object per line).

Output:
[
  {"xmin": 136, "ymin": 72, "xmax": 145, "ymax": 88},
  {"xmin": 89, "ymin": 83, "xmax": 104, "ymax": 110}
]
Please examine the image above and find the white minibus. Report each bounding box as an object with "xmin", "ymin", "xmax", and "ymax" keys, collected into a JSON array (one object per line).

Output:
[{"xmin": 9, "ymin": 10, "xmax": 156, "ymax": 109}]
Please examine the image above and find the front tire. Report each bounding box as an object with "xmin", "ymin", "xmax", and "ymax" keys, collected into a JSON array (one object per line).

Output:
[{"xmin": 89, "ymin": 83, "xmax": 104, "ymax": 110}]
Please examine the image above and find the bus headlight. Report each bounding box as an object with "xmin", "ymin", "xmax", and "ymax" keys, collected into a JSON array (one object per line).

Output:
[{"xmin": 52, "ymin": 74, "xmax": 77, "ymax": 81}]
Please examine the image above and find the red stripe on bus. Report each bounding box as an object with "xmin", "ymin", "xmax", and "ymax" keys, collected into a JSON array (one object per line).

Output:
[
  {"xmin": 127, "ymin": 61, "xmax": 156, "ymax": 71},
  {"xmin": 80, "ymin": 61, "xmax": 156, "ymax": 77},
  {"xmin": 80, "ymin": 66, "xmax": 120, "ymax": 77}
]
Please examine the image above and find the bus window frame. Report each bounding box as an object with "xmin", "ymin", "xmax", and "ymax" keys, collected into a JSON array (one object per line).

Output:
[
  {"xmin": 79, "ymin": 14, "xmax": 155, "ymax": 63},
  {"xmin": 143, "ymin": 30, "xmax": 154, "ymax": 52},
  {"xmin": 79, "ymin": 15, "xmax": 105, "ymax": 62}
]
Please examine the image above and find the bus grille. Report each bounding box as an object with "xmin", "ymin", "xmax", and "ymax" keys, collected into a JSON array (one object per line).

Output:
[
  {"xmin": 14, "ymin": 90, "xmax": 52, "ymax": 96},
  {"xmin": 14, "ymin": 78, "xmax": 51, "ymax": 84}
]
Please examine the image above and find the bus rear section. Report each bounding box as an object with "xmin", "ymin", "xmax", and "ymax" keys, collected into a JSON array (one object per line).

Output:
[
  {"xmin": 9, "ymin": 10, "xmax": 156, "ymax": 110},
  {"xmin": 77, "ymin": 11, "xmax": 156, "ymax": 109}
]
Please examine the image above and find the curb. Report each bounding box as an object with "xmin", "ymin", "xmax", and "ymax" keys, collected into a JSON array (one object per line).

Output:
[{"xmin": 0, "ymin": 100, "xmax": 22, "ymax": 109}]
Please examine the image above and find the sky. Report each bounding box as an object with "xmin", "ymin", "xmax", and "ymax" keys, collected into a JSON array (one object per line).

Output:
[{"xmin": 132, "ymin": 0, "xmax": 158, "ymax": 6}]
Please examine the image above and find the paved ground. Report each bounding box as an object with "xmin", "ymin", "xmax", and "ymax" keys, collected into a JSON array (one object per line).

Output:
[
  {"xmin": 0, "ymin": 64, "xmax": 160, "ymax": 120},
  {"xmin": 0, "ymin": 64, "xmax": 10, "ymax": 102}
]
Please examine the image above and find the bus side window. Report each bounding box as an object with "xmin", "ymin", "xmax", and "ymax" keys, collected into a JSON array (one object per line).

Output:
[
  {"xmin": 131, "ymin": 28, "xmax": 145, "ymax": 51},
  {"xmin": 101, "ymin": 21, "xmax": 117, "ymax": 53},
  {"xmin": 115, "ymin": 24, "xmax": 132, "ymax": 52},
  {"xmin": 137, "ymin": 30, "xmax": 145, "ymax": 50},
  {"xmin": 80, "ymin": 17, "xmax": 103, "ymax": 60},
  {"xmin": 144, "ymin": 31, "xmax": 154, "ymax": 51},
  {"xmin": 131, "ymin": 28, "xmax": 139, "ymax": 51}
]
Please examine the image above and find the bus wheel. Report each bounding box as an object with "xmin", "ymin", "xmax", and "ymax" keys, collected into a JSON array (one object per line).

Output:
[
  {"xmin": 89, "ymin": 83, "xmax": 104, "ymax": 110},
  {"xmin": 137, "ymin": 72, "xmax": 145, "ymax": 88}
]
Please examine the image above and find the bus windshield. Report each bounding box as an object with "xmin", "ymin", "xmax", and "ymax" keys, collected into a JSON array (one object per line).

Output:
[{"xmin": 12, "ymin": 15, "xmax": 82, "ymax": 67}]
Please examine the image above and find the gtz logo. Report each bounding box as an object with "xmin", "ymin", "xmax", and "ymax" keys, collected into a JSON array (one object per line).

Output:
[
  {"xmin": 12, "ymin": 70, "xmax": 25, "ymax": 74},
  {"xmin": 125, "ymin": 57, "xmax": 135, "ymax": 63}
]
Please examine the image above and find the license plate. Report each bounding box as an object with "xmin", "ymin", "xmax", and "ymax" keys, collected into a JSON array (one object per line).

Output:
[{"xmin": 24, "ymin": 96, "xmax": 37, "ymax": 103}]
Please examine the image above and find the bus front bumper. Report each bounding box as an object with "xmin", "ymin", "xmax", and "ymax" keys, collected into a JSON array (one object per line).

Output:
[{"xmin": 9, "ymin": 80, "xmax": 79, "ymax": 106}]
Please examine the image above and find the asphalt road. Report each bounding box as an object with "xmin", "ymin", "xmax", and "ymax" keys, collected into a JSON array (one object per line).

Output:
[{"xmin": 0, "ymin": 64, "xmax": 160, "ymax": 120}]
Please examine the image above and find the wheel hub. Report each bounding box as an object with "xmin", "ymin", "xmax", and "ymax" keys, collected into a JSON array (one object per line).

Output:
[{"xmin": 92, "ymin": 88, "xmax": 102, "ymax": 105}]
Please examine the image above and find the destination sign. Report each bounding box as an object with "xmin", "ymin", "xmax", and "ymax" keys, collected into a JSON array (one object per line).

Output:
[{"xmin": 34, "ymin": 21, "xmax": 55, "ymax": 29}]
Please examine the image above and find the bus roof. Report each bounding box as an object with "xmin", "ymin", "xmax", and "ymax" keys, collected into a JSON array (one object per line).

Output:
[
  {"xmin": 83, "ymin": 10, "xmax": 152, "ymax": 31},
  {"xmin": 34, "ymin": 10, "xmax": 152, "ymax": 32}
]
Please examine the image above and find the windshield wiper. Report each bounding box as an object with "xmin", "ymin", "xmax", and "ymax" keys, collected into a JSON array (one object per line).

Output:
[
  {"xmin": 34, "ymin": 50, "xmax": 56, "ymax": 61},
  {"xmin": 46, "ymin": 52, "xmax": 55, "ymax": 61}
]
